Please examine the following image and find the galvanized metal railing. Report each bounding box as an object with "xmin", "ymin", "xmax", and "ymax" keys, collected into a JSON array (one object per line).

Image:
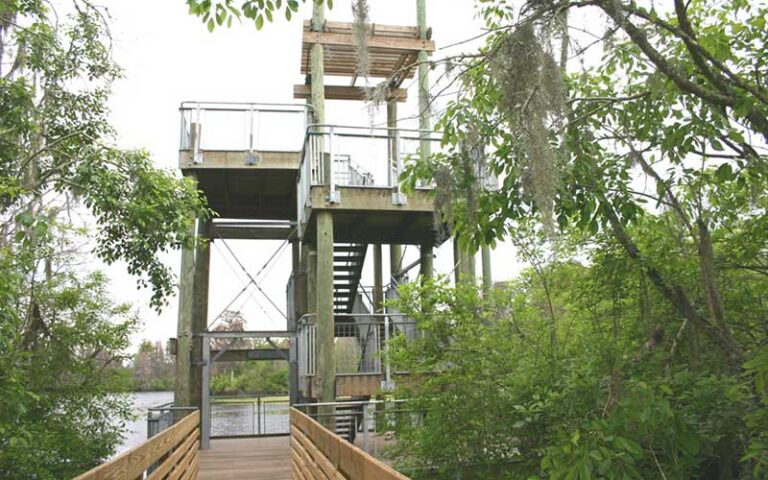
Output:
[
  {"xmin": 297, "ymin": 313, "xmax": 418, "ymax": 385},
  {"xmin": 147, "ymin": 402, "xmax": 198, "ymax": 438},
  {"xmin": 296, "ymin": 125, "xmax": 443, "ymax": 228},
  {"xmin": 178, "ymin": 101, "xmax": 311, "ymax": 158},
  {"xmin": 293, "ymin": 399, "xmax": 411, "ymax": 459}
]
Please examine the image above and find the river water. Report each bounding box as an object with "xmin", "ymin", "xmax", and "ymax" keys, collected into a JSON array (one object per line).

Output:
[
  {"xmin": 117, "ymin": 391, "xmax": 174, "ymax": 454},
  {"xmin": 118, "ymin": 392, "xmax": 290, "ymax": 453}
]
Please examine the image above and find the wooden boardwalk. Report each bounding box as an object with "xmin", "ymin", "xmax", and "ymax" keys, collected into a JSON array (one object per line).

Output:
[{"xmin": 199, "ymin": 436, "xmax": 291, "ymax": 480}]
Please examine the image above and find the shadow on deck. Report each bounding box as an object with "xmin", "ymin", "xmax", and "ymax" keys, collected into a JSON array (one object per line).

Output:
[{"xmin": 199, "ymin": 436, "xmax": 291, "ymax": 480}]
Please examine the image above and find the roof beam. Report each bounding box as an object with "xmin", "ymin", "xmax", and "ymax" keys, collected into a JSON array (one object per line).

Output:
[
  {"xmin": 303, "ymin": 31, "xmax": 435, "ymax": 53},
  {"xmin": 294, "ymin": 84, "xmax": 406, "ymax": 102},
  {"xmin": 210, "ymin": 222, "xmax": 295, "ymax": 240},
  {"xmin": 210, "ymin": 349, "xmax": 289, "ymax": 362}
]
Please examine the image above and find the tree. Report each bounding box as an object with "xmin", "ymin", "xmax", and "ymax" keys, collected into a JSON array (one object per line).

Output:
[
  {"xmin": 185, "ymin": 0, "xmax": 325, "ymax": 31},
  {"xmin": 391, "ymin": 1, "xmax": 768, "ymax": 478},
  {"xmin": 132, "ymin": 340, "xmax": 174, "ymax": 391},
  {"xmin": 409, "ymin": 0, "xmax": 767, "ymax": 369},
  {"xmin": 0, "ymin": 1, "xmax": 210, "ymax": 477}
]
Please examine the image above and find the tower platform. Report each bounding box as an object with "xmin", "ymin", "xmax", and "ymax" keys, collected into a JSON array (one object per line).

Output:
[{"xmin": 178, "ymin": 102, "xmax": 308, "ymax": 220}]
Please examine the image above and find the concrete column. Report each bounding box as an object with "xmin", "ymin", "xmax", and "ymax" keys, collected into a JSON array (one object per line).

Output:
[
  {"xmin": 373, "ymin": 244, "xmax": 384, "ymax": 312},
  {"xmin": 190, "ymin": 219, "xmax": 211, "ymax": 409},
  {"xmin": 316, "ymin": 212, "xmax": 335, "ymax": 404},
  {"xmin": 174, "ymin": 219, "xmax": 196, "ymax": 413}
]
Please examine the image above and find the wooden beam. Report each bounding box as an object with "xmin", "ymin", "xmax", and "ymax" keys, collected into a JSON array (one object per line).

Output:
[
  {"xmin": 293, "ymin": 84, "xmax": 407, "ymax": 102},
  {"xmin": 211, "ymin": 349, "xmax": 290, "ymax": 362},
  {"xmin": 210, "ymin": 223, "xmax": 294, "ymax": 240},
  {"xmin": 304, "ymin": 20, "xmax": 419, "ymax": 36},
  {"xmin": 303, "ymin": 30, "xmax": 435, "ymax": 53}
]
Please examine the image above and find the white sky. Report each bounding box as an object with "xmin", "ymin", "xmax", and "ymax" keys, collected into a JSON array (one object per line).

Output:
[{"xmin": 98, "ymin": 0, "xmax": 525, "ymax": 350}]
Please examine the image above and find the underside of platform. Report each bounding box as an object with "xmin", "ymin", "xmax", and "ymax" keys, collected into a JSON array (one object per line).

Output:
[
  {"xmin": 180, "ymin": 149, "xmax": 301, "ymax": 220},
  {"xmin": 301, "ymin": 186, "xmax": 438, "ymax": 245}
]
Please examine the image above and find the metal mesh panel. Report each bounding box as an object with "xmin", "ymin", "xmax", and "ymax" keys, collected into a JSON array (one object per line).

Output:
[{"xmin": 334, "ymin": 322, "xmax": 381, "ymax": 374}]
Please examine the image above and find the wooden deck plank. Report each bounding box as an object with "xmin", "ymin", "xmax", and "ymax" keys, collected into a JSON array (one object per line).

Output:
[{"xmin": 198, "ymin": 437, "xmax": 292, "ymax": 480}]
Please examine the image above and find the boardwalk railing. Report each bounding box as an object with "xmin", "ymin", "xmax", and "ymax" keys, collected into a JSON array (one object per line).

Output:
[
  {"xmin": 75, "ymin": 410, "xmax": 200, "ymax": 480},
  {"xmin": 290, "ymin": 408, "xmax": 410, "ymax": 480}
]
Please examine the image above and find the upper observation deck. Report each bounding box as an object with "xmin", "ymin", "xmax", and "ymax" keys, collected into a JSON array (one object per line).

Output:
[
  {"xmin": 178, "ymin": 101, "xmax": 309, "ymax": 220},
  {"xmin": 295, "ymin": 20, "xmax": 435, "ymax": 101},
  {"xmin": 296, "ymin": 125, "xmax": 443, "ymax": 245}
]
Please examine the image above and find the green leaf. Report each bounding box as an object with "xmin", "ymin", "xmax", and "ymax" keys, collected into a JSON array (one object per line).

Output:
[
  {"xmin": 255, "ymin": 14, "xmax": 264, "ymax": 29},
  {"xmin": 715, "ymin": 163, "xmax": 734, "ymax": 182}
]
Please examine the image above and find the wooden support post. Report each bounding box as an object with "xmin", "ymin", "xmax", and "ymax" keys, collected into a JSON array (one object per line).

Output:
[
  {"xmin": 453, "ymin": 237, "xmax": 461, "ymax": 285},
  {"xmin": 190, "ymin": 219, "xmax": 211, "ymax": 410},
  {"xmin": 310, "ymin": 4, "xmax": 325, "ymax": 124},
  {"xmin": 290, "ymin": 240, "xmax": 301, "ymax": 405},
  {"xmin": 387, "ymin": 97, "xmax": 400, "ymax": 192},
  {"xmin": 316, "ymin": 212, "xmax": 335, "ymax": 407},
  {"xmin": 307, "ymin": 246, "xmax": 317, "ymax": 314},
  {"xmin": 310, "ymin": 2, "xmax": 329, "ymax": 186},
  {"xmin": 291, "ymin": 240, "xmax": 302, "ymax": 329},
  {"xmin": 387, "ymin": 97, "xmax": 403, "ymax": 284},
  {"xmin": 416, "ymin": 0, "xmax": 431, "ymax": 162},
  {"xmin": 420, "ymin": 243, "xmax": 433, "ymax": 281},
  {"xmin": 390, "ymin": 244, "xmax": 402, "ymax": 285},
  {"xmin": 454, "ymin": 236, "xmax": 475, "ymax": 284},
  {"xmin": 373, "ymin": 244, "xmax": 384, "ymax": 312},
  {"xmin": 174, "ymin": 219, "xmax": 196, "ymax": 415},
  {"xmin": 481, "ymin": 244, "xmax": 492, "ymax": 293},
  {"xmin": 460, "ymin": 247, "xmax": 476, "ymax": 282}
]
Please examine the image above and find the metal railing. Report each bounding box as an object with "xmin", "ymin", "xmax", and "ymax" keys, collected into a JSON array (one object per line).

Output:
[
  {"xmin": 146, "ymin": 403, "xmax": 198, "ymax": 438},
  {"xmin": 178, "ymin": 101, "xmax": 311, "ymax": 159},
  {"xmin": 297, "ymin": 313, "xmax": 418, "ymax": 383},
  {"xmin": 293, "ymin": 399, "xmax": 411, "ymax": 459},
  {"xmin": 209, "ymin": 395, "xmax": 290, "ymax": 437},
  {"xmin": 148, "ymin": 397, "xmax": 290, "ymax": 439},
  {"xmin": 297, "ymin": 125, "xmax": 443, "ymax": 226}
]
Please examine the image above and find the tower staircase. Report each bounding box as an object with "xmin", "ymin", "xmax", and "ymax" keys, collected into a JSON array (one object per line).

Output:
[
  {"xmin": 333, "ymin": 402, "xmax": 364, "ymax": 443},
  {"xmin": 333, "ymin": 243, "xmax": 367, "ymax": 315}
]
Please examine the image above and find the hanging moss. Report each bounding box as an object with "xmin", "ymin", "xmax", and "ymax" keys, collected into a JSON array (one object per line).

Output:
[
  {"xmin": 488, "ymin": 22, "xmax": 567, "ymax": 228},
  {"xmin": 351, "ymin": 0, "xmax": 370, "ymax": 79}
]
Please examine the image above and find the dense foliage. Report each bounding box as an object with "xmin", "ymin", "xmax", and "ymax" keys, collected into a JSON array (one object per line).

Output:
[
  {"xmin": 391, "ymin": 0, "xmax": 768, "ymax": 479},
  {"xmin": 0, "ymin": 1, "xmax": 209, "ymax": 478}
]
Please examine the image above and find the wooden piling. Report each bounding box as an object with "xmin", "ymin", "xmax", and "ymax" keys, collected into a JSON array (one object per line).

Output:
[{"xmin": 315, "ymin": 211, "xmax": 335, "ymax": 405}]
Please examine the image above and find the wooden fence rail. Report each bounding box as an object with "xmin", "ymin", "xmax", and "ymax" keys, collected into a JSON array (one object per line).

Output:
[
  {"xmin": 290, "ymin": 408, "xmax": 410, "ymax": 480},
  {"xmin": 74, "ymin": 410, "xmax": 200, "ymax": 480}
]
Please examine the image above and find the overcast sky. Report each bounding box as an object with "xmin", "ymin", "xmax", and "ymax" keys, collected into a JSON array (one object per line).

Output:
[{"xmin": 98, "ymin": 0, "xmax": 526, "ymax": 350}]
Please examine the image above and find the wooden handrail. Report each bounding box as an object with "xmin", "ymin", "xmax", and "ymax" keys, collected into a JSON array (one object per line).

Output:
[
  {"xmin": 74, "ymin": 410, "xmax": 200, "ymax": 480},
  {"xmin": 290, "ymin": 408, "xmax": 410, "ymax": 480}
]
